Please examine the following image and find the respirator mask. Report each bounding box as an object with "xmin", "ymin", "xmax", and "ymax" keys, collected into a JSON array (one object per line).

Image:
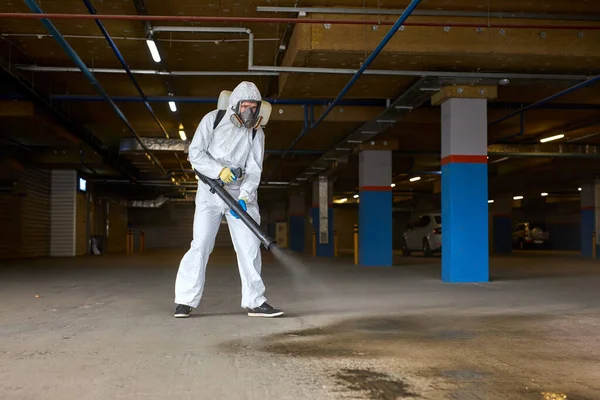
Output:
[{"xmin": 230, "ymin": 100, "xmax": 261, "ymax": 129}]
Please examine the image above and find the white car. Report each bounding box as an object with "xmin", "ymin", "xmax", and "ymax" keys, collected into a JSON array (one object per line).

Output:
[{"xmin": 401, "ymin": 213, "xmax": 442, "ymax": 257}]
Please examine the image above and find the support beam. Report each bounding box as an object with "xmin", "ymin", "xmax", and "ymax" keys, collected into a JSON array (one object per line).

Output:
[
  {"xmin": 431, "ymin": 85, "xmax": 498, "ymax": 106},
  {"xmin": 295, "ymin": 15, "xmax": 600, "ymax": 58}
]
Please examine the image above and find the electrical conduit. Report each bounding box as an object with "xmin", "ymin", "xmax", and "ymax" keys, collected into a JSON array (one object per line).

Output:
[{"xmin": 2, "ymin": 12, "xmax": 600, "ymax": 31}]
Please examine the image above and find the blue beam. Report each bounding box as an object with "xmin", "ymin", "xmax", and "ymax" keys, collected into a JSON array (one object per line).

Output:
[
  {"xmin": 310, "ymin": 0, "xmax": 422, "ymax": 129},
  {"xmin": 81, "ymin": 0, "xmax": 172, "ymax": 140},
  {"xmin": 489, "ymin": 111, "xmax": 525, "ymax": 145},
  {"xmin": 489, "ymin": 74, "xmax": 600, "ymax": 146},
  {"xmin": 277, "ymin": 0, "xmax": 422, "ymax": 166},
  {"xmin": 22, "ymin": 0, "xmax": 167, "ymax": 176}
]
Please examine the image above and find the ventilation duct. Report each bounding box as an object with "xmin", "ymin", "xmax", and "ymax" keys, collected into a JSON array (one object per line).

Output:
[{"xmin": 126, "ymin": 194, "xmax": 168, "ymax": 208}]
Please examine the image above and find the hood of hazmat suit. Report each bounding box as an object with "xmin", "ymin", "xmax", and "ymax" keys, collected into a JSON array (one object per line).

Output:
[{"xmin": 228, "ymin": 82, "xmax": 262, "ymax": 129}]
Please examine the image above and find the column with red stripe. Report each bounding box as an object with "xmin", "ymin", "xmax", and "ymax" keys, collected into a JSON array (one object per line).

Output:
[
  {"xmin": 439, "ymin": 96, "xmax": 490, "ymax": 282},
  {"xmin": 358, "ymin": 150, "xmax": 393, "ymax": 266}
]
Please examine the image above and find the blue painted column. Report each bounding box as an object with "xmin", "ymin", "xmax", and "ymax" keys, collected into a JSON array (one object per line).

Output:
[
  {"xmin": 358, "ymin": 150, "xmax": 393, "ymax": 266},
  {"xmin": 311, "ymin": 178, "xmax": 334, "ymax": 257},
  {"xmin": 288, "ymin": 192, "xmax": 306, "ymax": 253},
  {"xmin": 439, "ymin": 97, "xmax": 489, "ymax": 282},
  {"xmin": 580, "ymin": 183, "xmax": 597, "ymax": 258},
  {"xmin": 490, "ymin": 197, "xmax": 512, "ymax": 254}
]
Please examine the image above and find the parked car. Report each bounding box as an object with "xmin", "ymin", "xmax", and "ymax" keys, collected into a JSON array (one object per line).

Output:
[
  {"xmin": 512, "ymin": 221, "xmax": 550, "ymax": 249},
  {"xmin": 402, "ymin": 213, "xmax": 441, "ymax": 257}
]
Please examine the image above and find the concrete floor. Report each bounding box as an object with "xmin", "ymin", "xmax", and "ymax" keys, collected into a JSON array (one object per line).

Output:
[{"xmin": 1, "ymin": 249, "xmax": 599, "ymax": 400}]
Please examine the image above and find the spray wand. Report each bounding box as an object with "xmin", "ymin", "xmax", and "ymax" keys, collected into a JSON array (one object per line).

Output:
[{"xmin": 194, "ymin": 168, "xmax": 276, "ymax": 250}]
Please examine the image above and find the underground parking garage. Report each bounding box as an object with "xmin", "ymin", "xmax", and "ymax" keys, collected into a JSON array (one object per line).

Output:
[{"xmin": 1, "ymin": 1, "xmax": 600, "ymax": 398}]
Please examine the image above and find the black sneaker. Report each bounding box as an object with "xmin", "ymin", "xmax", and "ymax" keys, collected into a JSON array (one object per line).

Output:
[
  {"xmin": 247, "ymin": 302, "xmax": 284, "ymax": 318},
  {"xmin": 174, "ymin": 304, "xmax": 192, "ymax": 318}
]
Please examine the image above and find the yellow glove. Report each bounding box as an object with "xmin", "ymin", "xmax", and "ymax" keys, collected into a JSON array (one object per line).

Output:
[{"xmin": 219, "ymin": 167, "xmax": 235, "ymax": 183}]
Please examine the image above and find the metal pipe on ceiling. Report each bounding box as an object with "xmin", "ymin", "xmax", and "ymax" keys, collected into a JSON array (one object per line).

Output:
[
  {"xmin": 1, "ymin": 33, "xmax": 279, "ymax": 44},
  {"xmin": 255, "ymin": 6, "xmax": 600, "ymax": 22},
  {"xmin": 2, "ymin": 12, "xmax": 600, "ymax": 31},
  {"xmin": 16, "ymin": 63, "xmax": 591, "ymax": 82},
  {"xmin": 16, "ymin": 65, "xmax": 279, "ymax": 76},
  {"xmin": 151, "ymin": 26, "xmax": 250, "ymax": 34},
  {"xmin": 21, "ymin": 0, "xmax": 167, "ymax": 177},
  {"xmin": 44, "ymin": 94, "xmax": 387, "ymax": 106}
]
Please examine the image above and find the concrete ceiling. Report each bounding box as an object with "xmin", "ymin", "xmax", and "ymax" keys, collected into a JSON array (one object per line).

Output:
[{"xmin": 1, "ymin": 0, "xmax": 600, "ymax": 203}]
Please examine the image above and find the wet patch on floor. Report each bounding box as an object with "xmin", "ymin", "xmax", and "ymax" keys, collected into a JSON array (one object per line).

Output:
[
  {"xmin": 244, "ymin": 313, "xmax": 551, "ymax": 359},
  {"xmin": 219, "ymin": 313, "xmax": 599, "ymax": 398},
  {"xmin": 332, "ymin": 369, "xmax": 418, "ymax": 399}
]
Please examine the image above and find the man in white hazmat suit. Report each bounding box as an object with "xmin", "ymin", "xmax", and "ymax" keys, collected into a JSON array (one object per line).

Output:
[{"xmin": 173, "ymin": 81, "xmax": 283, "ymax": 318}]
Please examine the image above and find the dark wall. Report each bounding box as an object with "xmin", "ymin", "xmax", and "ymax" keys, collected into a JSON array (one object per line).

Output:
[
  {"xmin": 128, "ymin": 202, "xmax": 232, "ymax": 250},
  {"xmin": 0, "ymin": 168, "xmax": 51, "ymax": 260}
]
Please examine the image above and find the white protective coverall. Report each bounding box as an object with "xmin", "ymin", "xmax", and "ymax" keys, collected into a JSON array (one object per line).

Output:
[{"xmin": 174, "ymin": 82, "xmax": 267, "ymax": 309}]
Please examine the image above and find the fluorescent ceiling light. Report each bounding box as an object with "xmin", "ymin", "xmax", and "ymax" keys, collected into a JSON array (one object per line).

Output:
[
  {"xmin": 339, "ymin": 198, "xmax": 347, "ymax": 203},
  {"xmin": 353, "ymin": 194, "xmax": 359, "ymax": 199},
  {"xmin": 540, "ymin": 133, "xmax": 565, "ymax": 143},
  {"xmin": 541, "ymin": 192, "xmax": 548, "ymax": 197},
  {"xmin": 409, "ymin": 176, "xmax": 421, "ymax": 182},
  {"xmin": 178, "ymin": 130, "xmax": 187, "ymax": 141},
  {"xmin": 168, "ymin": 101, "xmax": 177, "ymax": 112},
  {"xmin": 145, "ymin": 39, "xmax": 161, "ymax": 63},
  {"xmin": 488, "ymin": 199, "xmax": 494, "ymax": 204},
  {"xmin": 391, "ymin": 183, "xmax": 396, "ymax": 188},
  {"xmin": 513, "ymin": 195, "xmax": 524, "ymax": 200}
]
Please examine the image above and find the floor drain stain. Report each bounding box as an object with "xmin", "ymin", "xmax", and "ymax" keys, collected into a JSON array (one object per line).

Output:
[{"xmin": 332, "ymin": 368, "xmax": 418, "ymax": 399}]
